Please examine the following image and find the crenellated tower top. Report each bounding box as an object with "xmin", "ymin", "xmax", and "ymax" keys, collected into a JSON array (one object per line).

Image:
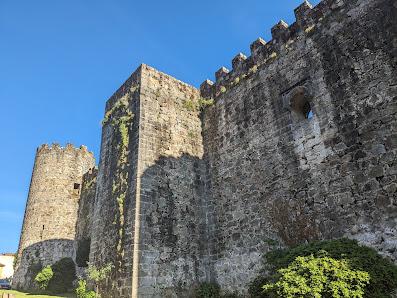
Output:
[
  {"xmin": 200, "ymin": 0, "xmax": 350, "ymax": 98},
  {"xmin": 37, "ymin": 142, "xmax": 94, "ymax": 155}
]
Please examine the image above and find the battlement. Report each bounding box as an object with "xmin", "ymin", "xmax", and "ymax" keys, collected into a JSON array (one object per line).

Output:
[
  {"xmin": 200, "ymin": 0, "xmax": 357, "ymax": 98},
  {"xmin": 37, "ymin": 142, "xmax": 94, "ymax": 155}
]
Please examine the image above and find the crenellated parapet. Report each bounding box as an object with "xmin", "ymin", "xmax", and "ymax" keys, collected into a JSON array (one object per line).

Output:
[
  {"xmin": 200, "ymin": 0, "xmax": 352, "ymax": 99},
  {"xmin": 37, "ymin": 142, "xmax": 94, "ymax": 155}
]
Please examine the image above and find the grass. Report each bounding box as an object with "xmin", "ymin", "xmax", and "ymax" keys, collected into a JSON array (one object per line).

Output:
[{"xmin": 1, "ymin": 289, "xmax": 76, "ymax": 298}]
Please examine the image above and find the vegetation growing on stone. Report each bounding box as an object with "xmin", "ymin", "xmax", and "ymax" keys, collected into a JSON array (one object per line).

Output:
[
  {"xmin": 78, "ymin": 262, "xmax": 114, "ymax": 298},
  {"xmin": 188, "ymin": 130, "xmax": 195, "ymax": 138},
  {"xmin": 109, "ymin": 89, "xmax": 134, "ymax": 271},
  {"xmin": 13, "ymin": 252, "xmax": 20, "ymax": 270},
  {"xmin": 101, "ymin": 84, "xmax": 138, "ymax": 126},
  {"xmin": 183, "ymin": 100, "xmax": 197, "ymax": 112},
  {"xmin": 285, "ymin": 40, "xmax": 294, "ymax": 53},
  {"xmin": 198, "ymin": 97, "xmax": 214, "ymax": 111},
  {"xmin": 305, "ymin": 24, "xmax": 315, "ymax": 34},
  {"xmin": 183, "ymin": 97, "xmax": 214, "ymax": 113},
  {"xmin": 267, "ymin": 198, "xmax": 320, "ymax": 247},
  {"xmin": 85, "ymin": 177, "xmax": 97, "ymax": 189},
  {"xmin": 269, "ymin": 52, "xmax": 277, "ymax": 60}
]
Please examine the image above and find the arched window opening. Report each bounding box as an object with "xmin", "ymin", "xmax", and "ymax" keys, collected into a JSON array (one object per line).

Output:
[
  {"xmin": 73, "ymin": 183, "xmax": 81, "ymax": 195},
  {"xmin": 289, "ymin": 87, "xmax": 313, "ymax": 121}
]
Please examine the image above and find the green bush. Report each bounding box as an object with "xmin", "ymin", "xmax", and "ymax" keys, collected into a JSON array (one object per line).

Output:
[
  {"xmin": 76, "ymin": 237, "xmax": 91, "ymax": 267},
  {"xmin": 35, "ymin": 265, "xmax": 53, "ymax": 290},
  {"xmin": 36, "ymin": 257, "xmax": 76, "ymax": 293},
  {"xmin": 248, "ymin": 276, "xmax": 269, "ymax": 298},
  {"xmin": 196, "ymin": 282, "xmax": 221, "ymax": 298},
  {"xmin": 48, "ymin": 257, "xmax": 76, "ymax": 293},
  {"xmin": 263, "ymin": 251, "xmax": 370, "ymax": 297},
  {"xmin": 76, "ymin": 279, "xmax": 97, "ymax": 298},
  {"xmin": 249, "ymin": 238, "xmax": 397, "ymax": 298}
]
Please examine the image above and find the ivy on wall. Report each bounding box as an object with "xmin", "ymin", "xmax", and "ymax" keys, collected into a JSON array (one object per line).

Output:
[{"xmin": 104, "ymin": 84, "xmax": 138, "ymax": 272}]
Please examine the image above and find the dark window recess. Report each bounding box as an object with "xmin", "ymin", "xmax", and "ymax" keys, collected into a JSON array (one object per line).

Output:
[
  {"xmin": 74, "ymin": 183, "xmax": 80, "ymax": 189},
  {"xmin": 302, "ymin": 102, "xmax": 312, "ymax": 119},
  {"xmin": 289, "ymin": 88, "xmax": 313, "ymax": 121},
  {"xmin": 43, "ymin": 225, "xmax": 45, "ymax": 230}
]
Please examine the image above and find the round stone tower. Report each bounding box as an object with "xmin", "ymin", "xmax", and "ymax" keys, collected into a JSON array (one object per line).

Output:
[{"xmin": 14, "ymin": 142, "xmax": 95, "ymax": 289}]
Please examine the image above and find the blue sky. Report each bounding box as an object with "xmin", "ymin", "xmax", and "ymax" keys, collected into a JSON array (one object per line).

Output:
[{"xmin": 0, "ymin": 0, "xmax": 321, "ymax": 254}]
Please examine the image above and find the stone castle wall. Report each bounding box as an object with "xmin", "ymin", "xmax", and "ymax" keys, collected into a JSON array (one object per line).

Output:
[
  {"xmin": 15, "ymin": 0, "xmax": 397, "ymax": 296},
  {"xmin": 15, "ymin": 143, "xmax": 95, "ymax": 290},
  {"xmin": 89, "ymin": 0, "xmax": 397, "ymax": 296},
  {"xmin": 18, "ymin": 143, "xmax": 95, "ymax": 252},
  {"xmin": 75, "ymin": 167, "xmax": 98, "ymax": 241},
  {"xmin": 89, "ymin": 66, "xmax": 142, "ymax": 297},
  {"xmin": 136, "ymin": 65, "xmax": 207, "ymax": 297},
  {"xmin": 13, "ymin": 240, "xmax": 75, "ymax": 290},
  {"xmin": 90, "ymin": 64, "xmax": 211, "ymax": 297},
  {"xmin": 201, "ymin": 0, "xmax": 397, "ymax": 292}
]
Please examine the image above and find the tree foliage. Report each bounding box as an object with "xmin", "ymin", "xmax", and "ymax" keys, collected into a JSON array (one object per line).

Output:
[
  {"xmin": 249, "ymin": 238, "xmax": 397, "ymax": 298},
  {"xmin": 76, "ymin": 279, "xmax": 97, "ymax": 298},
  {"xmin": 196, "ymin": 281, "xmax": 221, "ymax": 298},
  {"xmin": 35, "ymin": 265, "xmax": 53, "ymax": 290},
  {"xmin": 35, "ymin": 257, "xmax": 76, "ymax": 293},
  {"xmin": 263, "ymin": 251, "xmax": 370, "ymax": 298}
]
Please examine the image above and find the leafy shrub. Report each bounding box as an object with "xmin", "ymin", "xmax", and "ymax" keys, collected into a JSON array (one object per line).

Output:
[
  {"xmin": 76, "ymin": 237, "xmax": 91, "ymax": 267},
  {"xmin": 49, "ymin": 257, "xmax": 76, "ymax": 293},
  {"xmin": 36, "ymin": 257, "xmax": 76, "ymax": 293},
  {"xmin": 196, "ymin": 281, "xmax": 221, "ymax": 298},
  {"xmin": 35, "ymin": 265, "xmax": 53, "ymax": 290},
  {"xmin": 263, "ymin": 251, "xmax": 370, "ymax": 297},
  {"xmin": 76, "ymin": 279, "xmax": 97, "ymax": 298},
  {"xmin": 248, "ymin": 276, "xmax": 269, "ymax": 298},
  {"xmin": 249, "ymin": 238, "xmax": 397, "ymax": 298}
]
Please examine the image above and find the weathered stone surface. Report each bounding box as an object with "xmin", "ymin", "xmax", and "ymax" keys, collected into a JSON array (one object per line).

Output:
[
  {"xmin": 13, "ymin": 240, "xmax": 76, "ymax": 290},
  {"xmin": 14, "ymin": 144, "xmax": 95, "ymax": 290},
  {"xmin": 15, "ymin": 0, "xmax": 397, "ymax": 296}
]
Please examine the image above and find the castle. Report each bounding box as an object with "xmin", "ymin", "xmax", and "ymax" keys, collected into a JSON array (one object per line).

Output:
[{"xmin": 14, "ymin": 0, "xmax": 397, "ymax": 296}]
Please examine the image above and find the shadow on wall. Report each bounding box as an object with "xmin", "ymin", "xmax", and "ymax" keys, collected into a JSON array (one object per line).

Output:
[
  {"xmin": 137, "ymin": 153, "xmax": 211, "ymax": 296},
  {"xmin": 92, "ymin": 151, "xmax": 215, "ymax": 298},
  {"xmin": 13, "ymin": 239, "xmax": 76, "ymax": 291}
]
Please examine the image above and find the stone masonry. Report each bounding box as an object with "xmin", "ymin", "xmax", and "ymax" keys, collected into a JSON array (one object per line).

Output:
[
  {"xmin": 14, "ymin": 143, "xmax": 95, "ymax": 290},
  {"xmin": 15, "ymin": 0, "xmax": 397, "ymax": 296}
]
